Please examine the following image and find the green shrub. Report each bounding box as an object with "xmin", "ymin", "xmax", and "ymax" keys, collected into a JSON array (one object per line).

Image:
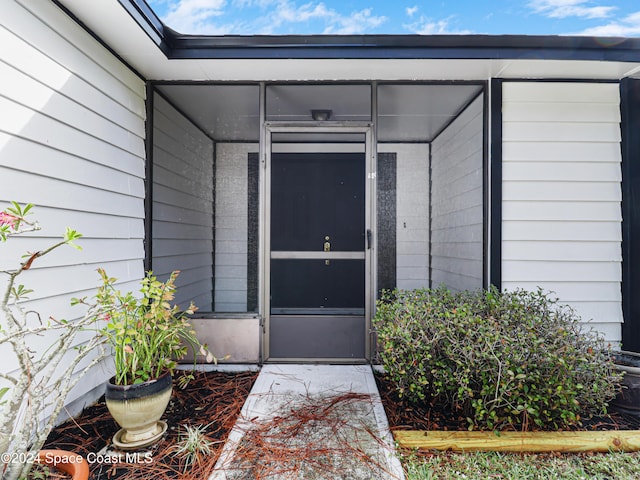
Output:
[{"xmin": 373, "ymin": 286, "xmax": 621, "ymax": 431}]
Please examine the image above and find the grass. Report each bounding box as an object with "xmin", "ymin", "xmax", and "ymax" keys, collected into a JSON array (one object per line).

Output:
[{"xmin": 402, "ymin": 450, "xmax": 640, "ymax": 479}]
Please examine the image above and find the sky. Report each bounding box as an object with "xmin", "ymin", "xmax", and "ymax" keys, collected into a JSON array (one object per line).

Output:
[{"xmin": 145, "ymin": 0, "xmax": 640, "ymax": 36}]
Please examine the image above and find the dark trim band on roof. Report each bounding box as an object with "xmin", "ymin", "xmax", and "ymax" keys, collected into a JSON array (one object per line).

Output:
[
  {"xmin": 121, "ymin": 0, "xmax": 640, "ymax": 61},
  {"xmin": 118, "ymin": 0, "xmax": 172, "ymax": 55},
  {"xmin": 170, "ymin": 35, "xmax": 640, "ymax": 61}
]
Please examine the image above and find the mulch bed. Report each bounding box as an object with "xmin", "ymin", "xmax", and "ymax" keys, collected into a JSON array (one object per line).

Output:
[
  {"xmin": 43, "ymin": 369, "xmax": 640, "ymax": 479},
  {"xmin": 375, "ymin": 374, "xmax": 640, "ymax": 432},
  {"xmin": 43, "ymin": 371, "xmax": 258, "ymax": 479}
]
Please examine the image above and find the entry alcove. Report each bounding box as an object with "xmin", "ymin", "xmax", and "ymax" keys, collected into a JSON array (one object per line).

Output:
[{"xmin": 149, "ymin": 82, "xmax": 486, "ymax": 362}]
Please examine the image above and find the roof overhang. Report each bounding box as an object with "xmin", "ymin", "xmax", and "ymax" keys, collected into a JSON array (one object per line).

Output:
[{"xmin": 53, "ymin": 0, "xmax": 640, "ymax": 81}]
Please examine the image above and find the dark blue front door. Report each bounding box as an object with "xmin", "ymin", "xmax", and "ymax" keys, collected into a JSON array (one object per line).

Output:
[{"xmin": 269, "ymin": 152, "xmax": 366, "ymax": 359}]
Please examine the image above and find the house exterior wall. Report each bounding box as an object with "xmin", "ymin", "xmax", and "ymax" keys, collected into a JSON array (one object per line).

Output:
[
  {"xmin": 378, "ymin": 144, "xmax": 430, "ymax": 290},
  {"xmin": 501, "ymin": 82, "xmax": 623, "ymax": 344},
  {"xmin": 152, "ymin": 93, "xmax": 214, "ymax": 310},
  {"xmin": 0, "ymin": 0, "xmax": 146, "ymax": 411},
  {"xmin": 431, "ymin": 95, "xmax": 484, "ymax": 292},
  {"xmin": 214, "ymin": 143, "xmax": 258, "ymax": 312}
]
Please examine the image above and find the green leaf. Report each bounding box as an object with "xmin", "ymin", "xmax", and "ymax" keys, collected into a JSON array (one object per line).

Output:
[
  {"xmin": 70, "ymin": 296, "xmax": 88, "ymax": 306},
  {"xmin": 64, "ymin": 227, "xmax": 83, "ymax": 250},
  {"xmin": 0, "ymin": 225, "xmax": 10, "ymax": 242},
  {"xmin": 11, "ymin": 284, "xmax": 34, "ymax": 300},
  {"xmin": 0, "ymin": 387, "xmax": 9, "ymax": 404}
]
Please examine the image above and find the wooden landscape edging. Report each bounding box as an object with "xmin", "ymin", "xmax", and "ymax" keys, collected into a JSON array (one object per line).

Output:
[{"xmin": 393, "ymin": 430, "xmax": 640, "ymax": 453}]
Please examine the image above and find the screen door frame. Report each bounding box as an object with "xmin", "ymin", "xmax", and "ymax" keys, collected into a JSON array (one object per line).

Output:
[{"xmin": 262, "ymin": 122, "xmax": 376, "ymax": 362}]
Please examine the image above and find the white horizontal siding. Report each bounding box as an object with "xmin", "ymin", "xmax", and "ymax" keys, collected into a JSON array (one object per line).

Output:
[
  {"xmin": 503, "ymin": 261, "xmax": 620, "ymax": 282},
  {"xmin": 503, "ymin": 182, "xmax": 620, "ymax": 201},
  {"xmin": 503, "ymin": 162, "xmax": 621, "ymax": 182},
  {"xmin": 0, "ymin": 0, "xmax": 146, "ymax": 408},
  {"xmin": 501, "ymin": 82, "xmax": 622, "ymax": 344},
  {"xmin": 502, "ymin": 141, "xmax": 622, "ymax": 163},
  {"xmin": 503, "ymin": 122, "xmax": 620, "ymax": 142},
  {"xmin": 502, "ymin": 102, "xmax": 621, "ymax": 123},
  {"xmin": 5, "ymin": 1, "xmax": 143, "ymax": 112},
  {"xmin": 378, "ymin": 143, "xmax": 430, "ymax": 290},
  {"xmin": 508, "ymin": 281, "xmax": 621, "ymax": 302},
  {"xmin": 503, "ymin": 82, "xmax": 621, "ymax": 103},
  {"xmin": 215, "ymin": 143, "xmax": 257, "ymax": 312},
  {"xmin": 502, "ymin": 241, "xmax": 620, "ymax": 262},
  {"xmin": 503, "ymin": 221, "xmax": 621, "ymax": 241},
  {"xmin": 152, "ymin": 94, "xmax": 214, "ymax": 311},
  {"xmin": 431, "ymin": 94, "xmax": 484, "ymax": 292},
  {"xmin": 502, "ymin": 201, "xmax": 621, "ymax": 221}
]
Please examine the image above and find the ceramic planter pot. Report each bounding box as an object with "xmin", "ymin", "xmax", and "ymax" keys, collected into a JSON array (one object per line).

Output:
[
  {"xmin": 105, "ymin": 372, "xmax": 172, "ymax": 450},
  {"xmin": 611, "ymin": 350, "xmax": 640, "ymax": 416},
  {"xmin": 37, "ymin": 450, "xmax": 89, "ymax": 480}
]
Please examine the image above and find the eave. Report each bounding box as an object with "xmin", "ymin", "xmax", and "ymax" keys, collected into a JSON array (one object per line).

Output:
[{"xmin": 51, "ymin": 0, "xmax": 640, "ymax": 81}]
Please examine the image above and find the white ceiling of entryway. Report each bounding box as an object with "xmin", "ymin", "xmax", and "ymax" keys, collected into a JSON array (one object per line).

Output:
[
  {"xmin": 377, "ymin": 84, "xmax": 483, "ymax": 142},
  {"xmin": 156, "ymin": 84, "xmax": 261, "ymax": 142},
  {"xmin": 156, "ymin": 83, "xmax": 483, "ymax": 142}
]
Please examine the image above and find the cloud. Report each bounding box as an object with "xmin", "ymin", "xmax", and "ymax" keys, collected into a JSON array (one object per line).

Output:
[
  {"xmin": 576, "ymin": 11, "xmax": 640, "ymax": 36},
  {"xmin": 406, "ymin": 6, "xmax": 418, "ymax": 17},
  {"xmin": 528, "ymin": 0, "xmax": 616, "ymax": 19},
  {"xmin": 321, "ymin": 8, "xmax": 387, "ymax": 34},
  {"xmin": 162, "ymin": 0, "xmax": 227, "ymax": 33},
  {"xmin": 157, "ymin": 0, "xmax": 386, "ymax": 34},
  {"xmin": 404, "ymin": 16, "xmax": 472, "ymax": 35},
  {"xmin": 261, "ymin": 1, "xmax": 386, "ymax": 34}
]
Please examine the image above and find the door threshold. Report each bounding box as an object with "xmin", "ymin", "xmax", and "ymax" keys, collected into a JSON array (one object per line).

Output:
[{"xmin": 264, "ymin": 358, "xmax": 369, "ymax": 364}]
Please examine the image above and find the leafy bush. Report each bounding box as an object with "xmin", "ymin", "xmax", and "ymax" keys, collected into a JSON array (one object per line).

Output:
[
  {"xmin": 373, "ymin": 287, "xmax": 621, "ymax": 431},
  {"xmin": 95, "ymin": 269, "xmax": 214, "ymax": 385}
]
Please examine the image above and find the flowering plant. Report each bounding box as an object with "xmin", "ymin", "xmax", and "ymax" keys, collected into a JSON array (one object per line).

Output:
[
  {"xmin": 0, "ymin": 202, "xmax": 107, "ymax": 480},
  {"xmin": 95, "ymin": 269, "xmax": 214, "ymax": 386}
]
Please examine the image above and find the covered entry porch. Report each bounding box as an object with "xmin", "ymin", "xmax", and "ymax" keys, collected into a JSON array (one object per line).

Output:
[{"xmin": 148, "ymin": 82, "xmax": 486, "ymax": 362}]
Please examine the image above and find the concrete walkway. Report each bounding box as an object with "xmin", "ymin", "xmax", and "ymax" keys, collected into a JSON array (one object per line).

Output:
[{"xmin": 210, "ymin": 364, "xmax": 405, "ymax": 480}]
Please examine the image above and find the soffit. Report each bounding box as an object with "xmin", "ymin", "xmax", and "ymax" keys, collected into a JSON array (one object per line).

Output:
[
  {"xmin": 54, "ymin": 0, "xmax": 640, "ymax": 82},
  {"xmin": 51, "ymin": 0, "xmax": 640, "ymax": 142}
]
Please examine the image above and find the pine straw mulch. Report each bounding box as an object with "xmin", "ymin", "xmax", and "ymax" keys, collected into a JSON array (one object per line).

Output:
[
  {"xmin": 43, "ymin": 369, "xmax": 640, "ymax": 479},
  {"xmin": 45, "ymin": 372, "xmax": 400, "ymax": 480},
  {"xmin": 215, "ymin": 391, "xmax": 399, "ymax": 479},
  {"xmin": 43, "ymin": 371, "xmax": 258, "ymax": 479}
]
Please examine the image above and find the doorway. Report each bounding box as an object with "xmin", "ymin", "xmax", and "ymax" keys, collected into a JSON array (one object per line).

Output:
[{"xmin": 264, "ymin": 125, "xmax": 374, "ymax": 361}]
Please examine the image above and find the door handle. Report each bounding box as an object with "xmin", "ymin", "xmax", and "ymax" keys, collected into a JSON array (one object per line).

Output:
[
  {"xmin": 324, "ymin": 236, "xmax": 331, "ymax": 252},
  {"xmin": 367, "ymin": 229, "xmax": 372, "ymax": 249},
  {"xmin": 324, "ymin": 236, "xmax": 331, "ymax": 265}
]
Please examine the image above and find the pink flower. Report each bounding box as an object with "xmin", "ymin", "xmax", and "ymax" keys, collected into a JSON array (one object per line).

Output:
[{"xmin": 0, "ymin": 212, "xmax": 18, "ymax": 228}]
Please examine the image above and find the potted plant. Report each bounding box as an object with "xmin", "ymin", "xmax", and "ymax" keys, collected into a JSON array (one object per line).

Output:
[
  {"xmin": 35, "ymin": 450, "xmax": 90, "ymax": 480},
  {"xmin": 610, "ymin": 351, "xmax": 640, "ymax": 416},
  {"xmin": 1, "ymin": 202, "xmax": 105, "ymax": 480},
  {"xmin": 95, "ymin": 269, "xmax": 214, "ymax": 450}
]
